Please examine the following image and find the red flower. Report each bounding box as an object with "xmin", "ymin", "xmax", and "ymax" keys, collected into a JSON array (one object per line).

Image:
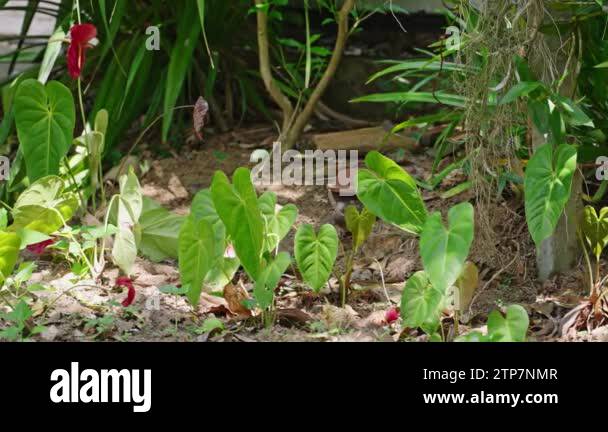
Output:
[
  {"xmin": 27, "ymin": 239, "xmax": 55, "ymax": 256},
  {"xmin": 67, "ymin": 23, "xmax": 97, "ymax": 79},
  {"xmin": 385, "ymin": 307, "xmax": 399, "ymax": 324},
  {"xmin": 116, "ymin": 276, "xmax": 136, "ymax": 307}
]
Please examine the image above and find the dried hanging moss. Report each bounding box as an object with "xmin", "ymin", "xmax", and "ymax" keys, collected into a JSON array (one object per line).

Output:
[{"xmin": 454, "ymin": 0, "xmax": 557, "ymax": 258}]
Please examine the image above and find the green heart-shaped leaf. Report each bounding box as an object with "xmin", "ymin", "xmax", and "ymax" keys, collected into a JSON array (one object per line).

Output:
[
  {"xmin": 178, "ymin": 215, "xmax": 218, "ymax": 305},
  {"xmin": 191, "ymin": 189, "xmax": 239, "ymax": 291},
  {"xmin": 211, "ymin": 168, "xmax": 264, "ymax": 280},
  {"xmin": 400, "ymin": 270, "xmax": 444, "ymax": 332},
  {"xmin": 254, "ymin": 251, "xmax": 291, "ymax": 310},
  {"xmin": 259, "ymin": 191, "xmax": 298, "ymax": 252},
  {"xmin": 294, "ymin": 224, "xmax": 338, "ymax": 293},
  {"xmin": 581, "ymin": 206, "xmax": 608, "ymax": 261},
  {"xmin": 524, "ymin": 143, "xmax": 577, "ymax": 247},
  {"xmin": 487, "ymin": 305, "xmax": 529, "ymax": 342},
  {"xmin": 420, "ymin": 202, "xmax": 474, "ymax": 295},
  {"xmin": 14, "ymin": 79, "xmax": 75, "ymax": 181},
  {"xmin": 356, "ymin": 151, "xmax": 427, "ymax": 234},
  {"xmin": 344, "ymin": 205, "xmax": 376, "ymax": 251}
]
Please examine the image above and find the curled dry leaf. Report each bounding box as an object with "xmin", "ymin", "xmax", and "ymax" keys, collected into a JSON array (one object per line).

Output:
[
  {"xmin": 193, "ymin": 96, "xmax": 210, "ymax": 141},
  {"xmin": 224, "ymin": 282, "xmax": 253, "ymax": 317}
]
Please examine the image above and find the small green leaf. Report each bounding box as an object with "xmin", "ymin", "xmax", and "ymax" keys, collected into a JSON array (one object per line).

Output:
[
  {"xmin": 254, "ymin": 251, "xmax": 291, "ymax": 310},
  {"xmin": 294, "ymin": 224, "xmax": 338, "ymax": 293},
  {"xmin": 178, "ymin": 215, "xmax": 218, "ymax": 305},
  {"xmin": 344, "ymin": 205, "xmax": 375, "ymax": 251},
  {"xmin": 0, "ymin": 231, "xmax": 20, "ymax": 284},
  {"xmin": 581, "ymin": 206, "xmax": 608, "ymax": 261},
  {"xmin": 420, "ymin": 202, "xmax": 474, "ymax": 295},
  {"xmin": 400, "ymin": 271, "xmax": 444, "ymax": 331},
  {"xmin": 259, "ymin": 192, "xmax": 298, "ymax": 252},
  {"xmin": 137, "ymin": 198, "xmax": 184, "ymax": 262},
  {"xmin": 357, "ymin": 151, "xmax": 427, "ymax": 234},
  {"xmin": 487, "ymin": 305, "xmax": 529, "ymax": 342},
  {"xmin": 11, "ymin": 176, "xmax": 78, "ymax": 234}
]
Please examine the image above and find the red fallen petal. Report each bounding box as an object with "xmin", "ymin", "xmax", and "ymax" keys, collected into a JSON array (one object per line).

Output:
[
  {"xmin": 121, "ymin": 285, "xmax": 136, "ymax": 307},
  {"xmin": 27, "ymin": 239, "xmax": 55, "ymax": 256},
  {"xmin": 116, "ymin": 277, "xmax": 136, "ymax": 307},
  {"xmin": 385, "ymin": 307, "xmax": 399, "ymax": 324}
]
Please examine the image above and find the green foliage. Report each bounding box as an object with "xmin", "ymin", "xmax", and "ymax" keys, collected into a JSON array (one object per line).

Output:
[
  {"xmin": 458, "ymin": 305, "xmax": 529, "ymax": 342},
  {"xmin": 136, "ymin": 197, "xmax": 184, "ymax": 263},
  {"xmin": 254, "ymin": 251, "xmax": 291, "ymax": 310},
  {"xmin": 524, "ymin": 143, "xmax": 577, "ymax": 247},
  {"xmin": 162, "ymin": 1, "xmax": 201, "ymax": 142},
  {"xmin": 0, "ymin": 231, "xmax": 20, "ymax": 284},
  {"xmin": 191, "ymin": 189, "xmax": 240, "ymax": 291},
  {"xmin": 420, "ymin": 202, "xmax": 475, "ymax": 295},
  {"xmin": 211, "ymin": 168, "xmax": 264, "ymax": 281},
  {"xmin": 258, "ymin": 191, "xmax": 298, "ymax": 252},
  {"xmin": 0, "ymin": 300, "xmax": 44, "ymax": 342},
  {"xmin": 178, "ymin": 215, "xmax": 218, "ymax": 306},
  {"xmin": 10, "ymin": 176, "xmax": 78, "ymax": 234},
  {"xmin": 400, "ymin": 271, "xmax": 444, "ymax": 334},
  {"xmin": 357, "ymin": 151, "xmax": 427, "ymax": 235},
  {"xmin": 111, "ymin": 169, "xmax": 142, "ymax": 276},
  {"xmin": 294, "ymin": 224, "xmax": 338, "ymax": 293},
  {"xmin": 13, "ymin": 80, "xmax": 75, "ymax": 182},
  {"xmin": 581, "ymin": 206, "xmax": 608, "ymax": 262},
  {"xmin": 344, "ymin": 205, "xmax": 375, "ymax": 252}
]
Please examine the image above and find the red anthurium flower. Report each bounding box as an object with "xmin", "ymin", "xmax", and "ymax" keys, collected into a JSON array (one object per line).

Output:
[
  {"xmin": 67, "ymin": 23, "xmax": 97, "ymax": 79},
  {"xmin": 385, "ymin": 307, "xmax": 399, "ymax": 324},
  {"xmin": 27, "ymin": 239, "xmax": 55, "ymax": 256},
  {"xmin": 116, "ymin": 276, "xmax": 136, "ymax": 307}
]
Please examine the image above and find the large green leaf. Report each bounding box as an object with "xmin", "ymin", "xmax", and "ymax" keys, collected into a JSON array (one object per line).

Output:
[
  {"xmin": 420, "ymin": 202, "xmax": 474, "ymax": 295},
  {"xmin": 191, "ymin": 189, "xmax": 240, "ymax": 290},
  {"xmin": 581, "ymin": 206, "xmax": 608, "ymax": 261},
  {"xmin": 10, "ymin": 176, "xmax": 78, "ymax": 234},
  {"xmin": 136, "ymin": 198, "xmax": 184, "ymax": 262},
  {"xmin": 524, "ymin": 143, "xmax": 577, "ymax": 247},
  {"xmin": 487, "ymin": 305, "xmax": 529, "ymax": 342},
  {"xmin": 162, "ymin": 2, "xmax": 201, "ymax": 141},
  {"xmin": 258, "ymin": 192, "xmax": 298, "ymax": 252},
  {"xmin": 178, "ymin": 215, "xmax": 217, "ymax": 305},
  {"xmin": 400, "ymin": 271, "xmax": 444, "ymax": 332},
  {"xmin": 14, "ymin": 79, "xmax": 75, "ymax": 181},
  {"xmin": 294, "ymin": 224, "xmax": 338, "ymax": 293},
  {"xmin": 357, "ymin": 151, "xmax": 427, "ymax": 234},
  {"xmin": 344, "ymin": 205, "xmax": 376, "ymax": 251},
  {"xmin": 111, "ymin": 170, "xmax": 142, "ymax": 276},
  {"xmin": 211, "ymin": 169, "xmax": 264, "ymax": 280},
  {"xmin": 253, "ymin": 251, "xmax": 291, "ymax": 310},
  {"xmin": 0, "ymin": 231, "xmax": 20, "ymax": 284}
]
